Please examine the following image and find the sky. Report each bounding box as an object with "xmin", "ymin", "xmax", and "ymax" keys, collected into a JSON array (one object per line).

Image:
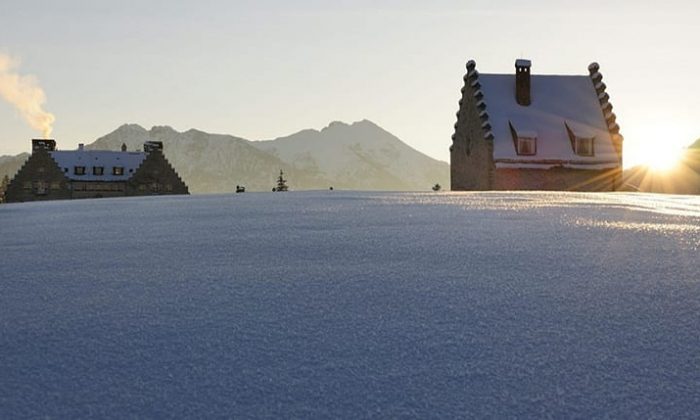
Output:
[{"xmin": 1, "ymin": 0, "xmax": 699, "ymax": 168}]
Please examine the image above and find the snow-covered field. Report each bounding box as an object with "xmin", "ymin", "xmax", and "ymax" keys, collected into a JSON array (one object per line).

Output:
[{"xmin": 1, "ymin": 191, "xmax": 699, "ymax": 418}]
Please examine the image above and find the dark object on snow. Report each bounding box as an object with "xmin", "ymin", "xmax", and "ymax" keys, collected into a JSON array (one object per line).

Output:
[
  {"xmin": 432, "ymin": 183, "xmax": 442, "ymax": 192},
  {"xmin": 236, "ymin": 185, "xmax": 245, "ymax": 193},
  {"xmin": 274, "ymin": 170, "xmax": 288, "ymax": 192},
  {"xmin": 329, "ymin": 186, "xmax": 334, "ymax": 191}
]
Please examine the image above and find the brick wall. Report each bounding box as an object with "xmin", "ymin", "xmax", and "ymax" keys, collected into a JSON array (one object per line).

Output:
[{"xmin": 494, "ymin": 167, "xmax": 621, "ymax": 191}]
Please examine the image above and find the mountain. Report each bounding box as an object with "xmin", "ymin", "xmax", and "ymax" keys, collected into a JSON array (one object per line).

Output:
[
  {"xmin": 87, "ymin": 124, "xmax": 307, "ymax": 193},
  {"xmin": 0, "ymin": 153, "xmax": 30, "ymax": 185},
  {"xmin": 256, "ymin": 120, "xmax": 448, "ymax": 191},
  {"xmin": 17, "ymin": 120, "xmax": 447, "ymax": 193}
]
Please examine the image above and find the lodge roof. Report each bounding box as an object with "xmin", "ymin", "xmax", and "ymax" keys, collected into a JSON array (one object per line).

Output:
[
  {"xmin": 458, "ymin": 60, "xmax": 623, "ymax": 169},
  {"xmin": 50, "ymin": 150, "xmax": 146, "ymax": 181}
]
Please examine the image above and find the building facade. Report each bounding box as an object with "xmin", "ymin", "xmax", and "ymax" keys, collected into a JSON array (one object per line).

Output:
[
  {"xmin": 451, "ymin": 59, "xmax": 623, "ymax": 191},
  {"xmin": 4, "ymin": 139, "xmax": 188, "ymax": 203}
]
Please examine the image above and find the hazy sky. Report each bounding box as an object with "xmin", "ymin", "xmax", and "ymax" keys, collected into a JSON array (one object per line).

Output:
[{"xmin": 1, "ymin": 0, "xmax": 699, "ymax": 167}]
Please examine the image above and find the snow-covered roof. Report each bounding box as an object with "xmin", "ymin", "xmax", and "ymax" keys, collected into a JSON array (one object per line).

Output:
[
  {"xmin": 477, "ymin": 74, "xmax": 619, "ymax": 167},
  {"xmin": 50, "ymin": 149, "xmax": 146, "ymax": 181}
]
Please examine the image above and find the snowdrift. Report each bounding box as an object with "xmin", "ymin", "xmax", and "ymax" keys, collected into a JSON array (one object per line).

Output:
[{"xmin": 1, "ymin": 192, "xmax": 698, "ymax": 417}]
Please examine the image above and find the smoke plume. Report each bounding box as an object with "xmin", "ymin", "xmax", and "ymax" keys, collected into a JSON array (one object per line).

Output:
[{"xmin": 0, "ymin": 53, "xmax": 55, "ymax": 138}]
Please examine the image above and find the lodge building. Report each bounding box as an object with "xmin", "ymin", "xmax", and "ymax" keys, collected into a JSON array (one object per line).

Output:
[
  {"xmin": 450, "ymin": 59, "xmax": 623, "ymax": 191},
  {"xmin": 4, "ymin": 139, "xmax": 188, "ymax": 202}
]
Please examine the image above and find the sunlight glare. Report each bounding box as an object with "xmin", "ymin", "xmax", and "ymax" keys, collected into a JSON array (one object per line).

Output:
[{"xmin": 623, "ymin": 124, "xmax": 689, "ymax": 171}]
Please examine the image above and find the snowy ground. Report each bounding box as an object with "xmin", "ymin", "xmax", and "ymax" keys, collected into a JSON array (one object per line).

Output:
[{"xmin": 1, "ymin": 191, "xmax": 699, "ymax": 418}]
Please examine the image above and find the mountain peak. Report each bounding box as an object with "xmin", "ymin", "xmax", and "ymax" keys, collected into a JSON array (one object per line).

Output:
[
  {"xmin": 322, "ymin": 119, "xmax": 382, "ymax": 133},
  {"xmin": 150, "ymin": 125, "xmax": 178, "ymax": 134},
  {"xmin": 113, "ymin": 123, "xmax": 147, "ymax": 134},
  {"xmin": 322, "ymin": 121, "xmax": 350, "ymax": 132},
  {"xmin": 352, "ymin": 119, "xmax": 379, "ymax": 128}
]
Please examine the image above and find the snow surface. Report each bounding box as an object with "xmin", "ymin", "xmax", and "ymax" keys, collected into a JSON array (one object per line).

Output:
[
  {"xmin": 1, "ymin": 192, "xmax": 699, "ymax": 418},
  {"xmin": 478, "ymin": 74, "xmax": 619, "ymax": 166}
]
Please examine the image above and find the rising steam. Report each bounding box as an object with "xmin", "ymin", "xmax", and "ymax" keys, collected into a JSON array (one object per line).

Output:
[{"xmin": 0, "ymin": 53, "xmax": 55, "ymax": 138}]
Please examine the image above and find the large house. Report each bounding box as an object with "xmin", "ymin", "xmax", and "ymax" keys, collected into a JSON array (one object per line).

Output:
[
  {"xmin": 4, "ymin": 139, "xmax": 188, "ymax": 202},
  {"xmin": 450, "ymin": 59, "xmax": 623, "ymax": 191}
]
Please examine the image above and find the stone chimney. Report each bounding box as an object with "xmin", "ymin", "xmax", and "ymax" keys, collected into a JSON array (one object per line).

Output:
[
  {"xmin": 31, "ymin": 139, "xmax": 56, "ymax": 153},
  {"xmin": 143, "ymin": 141, "xmax": 163, "ymax": 153},
  {"xmin": 515, "ymin": 59, "xmax": 532, "ymax": 106}
]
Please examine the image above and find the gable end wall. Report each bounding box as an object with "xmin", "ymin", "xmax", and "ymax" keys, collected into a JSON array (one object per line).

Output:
[
  {"xmin": 127, "ymin": 150, "xmax": 189, "ymax": 196},
  {"xmin": 4, "ymin": 151, "xmax": 72, "ymax": 203},
  {"xmin": 451, "ymin": 67, "xmax": 494, "ymax": 190}
]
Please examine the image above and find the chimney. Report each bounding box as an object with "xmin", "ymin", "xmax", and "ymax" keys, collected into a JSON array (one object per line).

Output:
[
  {"xmin": 515, "ymin": 59, "xmax": 532, "ymax": 106},
  {"xmin": 143, "ymin": 141, "xmax": 163, "ymax": 153},
  {"xmin": 31, "ymin": 139, "xmax": 56, "ymax": 153},
  {"xmin": 78, "ymin": 143, "xmax": 84, "ymax": 151},
  {"xmin": 121, "ymin": 143, "xmax": 127, "ymax": 152}
]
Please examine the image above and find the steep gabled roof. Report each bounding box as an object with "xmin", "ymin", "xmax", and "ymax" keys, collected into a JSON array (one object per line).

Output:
[
  {"xmin": 50, "ymin": 150, "xmax": 146, "ymax": 181},
  {"xmin": 457, "ymin": 61, "xmax": 623, "ymax": 170},
  {"xmin": 481, "ymin": 74, "xmax": 618, "ymax": 167}
]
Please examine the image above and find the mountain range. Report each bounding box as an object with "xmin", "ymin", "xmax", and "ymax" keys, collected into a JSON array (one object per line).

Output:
[
  {"xmin": 3, "ymin": 125, "xmax": 698, "ymax": 195},
  {"xmin": 0, "ymin": 120, "xmax": 449, "ymax": 193}
]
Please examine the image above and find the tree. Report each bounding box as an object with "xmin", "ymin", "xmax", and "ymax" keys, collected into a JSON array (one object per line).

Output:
[
  {"xmin": 273, "ymin": 170, "xmax": 288, "ymax": 192},
  {"xmin": 0, "ymin": 175, "xmax": 9, "ymax": 203}
]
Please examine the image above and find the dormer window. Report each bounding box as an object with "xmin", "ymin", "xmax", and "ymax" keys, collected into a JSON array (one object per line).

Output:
[
  {"xmin": 575, "ymin": 137, "xmax": 594, "ymax": 156},
  {"xmin": 517, "ymin": 136, "xmax": 537, "ymax": 155},
  {"xmin": 74, "ymin": 166, "xmax": 86, "ymax": 175},
  {"xmin": 93, "ymin": 166, "xmax": 104, "ymax": 176},
  {"xmin": 509, "ymin": 122, "xmax": 537, "ymax": 156},
  {"xmin": 113, "ymin": 166, "xmax": 124, "ymax": 176},
  {"xmin": 566, "ymin": 122, "xmax": 595, "ymax": 157}
]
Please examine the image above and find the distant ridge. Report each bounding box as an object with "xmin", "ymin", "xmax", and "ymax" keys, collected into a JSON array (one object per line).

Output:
[
  {"xmin": 1, "ymin": 121, "xmax": 449, "ymax": 193},
  {"xmin": 255, "ymin": 120, "xmax": 448, "ymax": 191}
]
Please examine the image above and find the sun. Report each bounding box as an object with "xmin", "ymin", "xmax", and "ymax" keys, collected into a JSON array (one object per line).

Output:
[
  {"xmin": 623, "ymin": 125, "xmax": 689, "ymax": 172},
  {"xmin": 646, "ymin": 145, "xmax": 685, "ymax": 171}
]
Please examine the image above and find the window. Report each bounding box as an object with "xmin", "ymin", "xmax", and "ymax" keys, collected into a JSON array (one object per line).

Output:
[
  {"xmin": 93, "ymin": 166, "xmax": 104, "ymax": 176},
  {"xmin": 517, "ymin": 136, "xmax": 537, "ymax": 155},
  {"xmin": 509, "ymin": 122, "xmax": 537, "ymax": 156},
  {"xmin": 565, "ymin": 122, "xmax": 595, "ymax": 157},
  {"xmin": 34, "ymin": 181, "xmax": 48, "ymax": 195},
  {"xmin": 575, "ymin": 137, "xmax": 594, "ymax": 156},
  {"xmin": 113, "ymin": 167, "xmax": 124, "ymax": 176},
  {"xmin": 74, "ymin": 166, "xmax": 86, "ymax": 175}
]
